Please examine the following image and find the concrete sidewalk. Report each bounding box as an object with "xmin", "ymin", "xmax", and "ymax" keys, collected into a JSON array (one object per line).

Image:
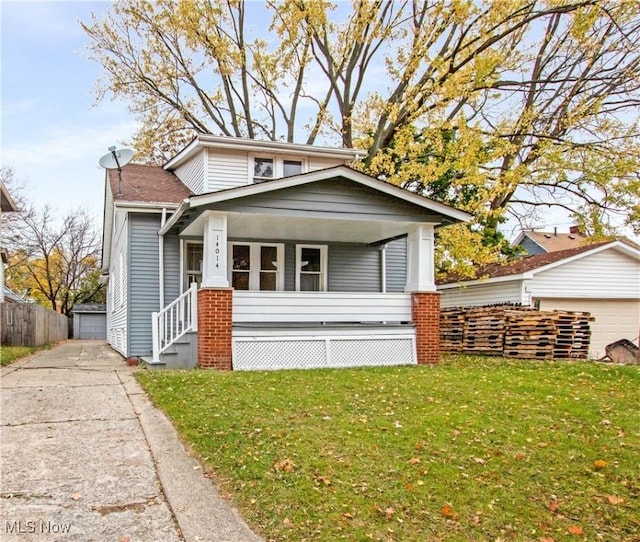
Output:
[{"xmin": 0, "ymin": 340, "xmax": 262, "ymax": 542}]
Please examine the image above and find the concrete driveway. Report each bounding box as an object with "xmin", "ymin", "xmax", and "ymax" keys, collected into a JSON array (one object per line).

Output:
[{"xmin": 0, "ymin": 340, "xmax": 261, "ymax": 542}]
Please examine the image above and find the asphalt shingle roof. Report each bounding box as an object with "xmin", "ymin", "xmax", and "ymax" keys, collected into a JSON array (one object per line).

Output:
[
  {"xmin": 108, "ymin": 164, "xmax": 192, "ymax": 204},
  {"xmin": 438, "ymin": 241, "xmax": 612, "ymax": 284}
]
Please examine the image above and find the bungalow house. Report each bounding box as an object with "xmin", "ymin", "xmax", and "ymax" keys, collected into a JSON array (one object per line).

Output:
[
  {"xmin": 101, "ymin": 135, "xmax": 471, "ymax": 370},
  {"xmin": 437, "ymin": 240, "xmax": 640, "ymax": 359}
]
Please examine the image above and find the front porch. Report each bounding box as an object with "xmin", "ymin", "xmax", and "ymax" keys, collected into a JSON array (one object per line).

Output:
[
  {"xmin": 150, "ymin": 169, "xmax": 469, "ymax": 370},
  {"xmin": 232, "ymin": 291, "xmax": 416, "ymax": 370}
]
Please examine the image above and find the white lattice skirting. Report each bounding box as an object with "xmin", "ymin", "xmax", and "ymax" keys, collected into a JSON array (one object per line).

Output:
[{"xmin": 232, "ymin": 327, "xmax": 417, "ymax": 370}]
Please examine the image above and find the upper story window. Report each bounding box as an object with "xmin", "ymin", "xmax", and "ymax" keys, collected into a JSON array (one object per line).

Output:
[
  {"xmin": 253, "ymin": 158, "xmax": 274, "ymax": 181},
  {"xmin": 283, "ymin": 160, "xmax": 302, "ymax": 177},
  {"xmin": 252, "ymin": 156, "xmax": 304, "ymax": 183}
]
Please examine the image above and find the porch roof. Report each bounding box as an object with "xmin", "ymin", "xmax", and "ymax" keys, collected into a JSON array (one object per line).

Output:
[{"xmin": 161, "ymin": 166, "xmax": 472, "ymax": 244}]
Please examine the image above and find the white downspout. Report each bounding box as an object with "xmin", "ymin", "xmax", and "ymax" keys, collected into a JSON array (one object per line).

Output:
[{"xmin": 159, "ymin": 208, "xmax": 167, "ymax": 308}]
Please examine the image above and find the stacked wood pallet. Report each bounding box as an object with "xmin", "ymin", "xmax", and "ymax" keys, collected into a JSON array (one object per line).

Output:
[
  {"xmin": 550, "ymin": 311, "xmax": 593, "ymax": 359},
  {"xmin": 440, "ymin": 308, "xmax": 465, "ymax": 353},
  {"xmin": 503, "ymin": 309, "xmax": 556, "ymax": 359},
  {"xmin": 439, "ymin": 304, "xmax": 593, "ymax": 360},
  {"xmin": 463, "ymin": 307, "xmax": 507, "ymax": 355}
]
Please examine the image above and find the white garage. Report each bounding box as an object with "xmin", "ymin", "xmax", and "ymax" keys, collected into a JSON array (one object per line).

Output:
[
  {"xmin": 438, "ymin": 240, "xmax": 640, "ymax": 359},
  {"xmin": 73, "ymin": 304, "xmax": 107, "ymax": 340},
  {"xmin": 537, "ymin": 298, "xmax": 639, "ymax": 359}
]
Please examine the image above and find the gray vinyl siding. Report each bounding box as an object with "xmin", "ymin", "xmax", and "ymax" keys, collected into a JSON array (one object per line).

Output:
[
  {"xmin": 385, "ymin": 238, "xmax": 407, "ymax": 292},
  {"xmin": 216, "ymin": 179, "xmax": 441, "ymax": 223},
  {"xmin": 128, "ymin": 214, "xmax": 161, "ymax": 357},
  {"xmin": 328, "ymin": 244, "xmax": 381, "ymax": 292},
  {"xmin": 106, "ymin": 209, "xmax": 128, "ymax": 356},
  {"xmin": 163, "ymin": 232, "xmax": 181, "ymax": 304}
]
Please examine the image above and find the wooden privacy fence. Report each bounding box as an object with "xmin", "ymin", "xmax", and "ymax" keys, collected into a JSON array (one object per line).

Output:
[
  {"xmin": 1, "ymin": 303, "xmax": 69, "ymax": 346},
  {"xmin": 441, "ymin": 305, "xmax": 593, "ymax": 359}
]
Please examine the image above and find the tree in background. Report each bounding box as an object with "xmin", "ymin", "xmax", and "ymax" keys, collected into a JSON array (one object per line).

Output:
[
  {"xmin": 83, "ymin": 1, "xmax": 640, "ymax": 274},
  {"xmin": 1, "ymin": 168, "xmax": 105, "ymax": 316}
]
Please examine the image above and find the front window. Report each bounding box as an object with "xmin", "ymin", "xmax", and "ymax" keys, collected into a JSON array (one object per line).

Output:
[
  {"xmin": 296, "ymin": 245, "xmax": 327, "ymax": 291},
  {"xmin": 230, "ymin": 243, "xmax": 284, "ymax": 291}
]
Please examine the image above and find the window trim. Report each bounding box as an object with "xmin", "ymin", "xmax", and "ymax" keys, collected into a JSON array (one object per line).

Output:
[
  {"xmin": 295, "ymin": 244, "xmax": 328, "ymax": 291},
  {"xmin": 249, "ymin": 154, "xmax": 306, "ymax": 183},
  {"xmin": 228, "ymin": 242, "xmax": 285, "ymax": 291}
]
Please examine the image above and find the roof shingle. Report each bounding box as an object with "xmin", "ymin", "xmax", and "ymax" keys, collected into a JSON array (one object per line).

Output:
[
  {"xmin": 520, "ymin": 230, "xmax": 587, "ymax": 252},
  {"xmin": 438, "ymin": 241, "xmax": 612, "ymax": 284},
  {"xmin": 108, "ymin": 163, "xmax": 191, "ymax": 204}
]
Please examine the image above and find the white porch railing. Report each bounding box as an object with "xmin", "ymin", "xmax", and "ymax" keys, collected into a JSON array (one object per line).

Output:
[
  {"xmin": 233, "ymin": 292, "xmax": 412, "ymax": 324},
  {"xmin": 152, "ymin": 283, "xmax": 198, "ymax": 362}
]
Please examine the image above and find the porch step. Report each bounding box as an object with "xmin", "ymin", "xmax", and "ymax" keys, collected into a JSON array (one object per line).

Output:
[
  {"xmin": 152, "ymin": 332, "xmax": 198, "ymax": 370},
  {"xmin": 140, "ymin": 357, "xmax": 167, "ymax": 370}
]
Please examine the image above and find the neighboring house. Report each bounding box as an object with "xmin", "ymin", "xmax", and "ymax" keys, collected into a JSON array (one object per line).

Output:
[
  {"xmin": 437, "ymin": 240, "xmax": 640, "ymax": 359},
  {"xmin": 513, "ymin": 227, "xmax": 586, "ymax": 255},
  {"xmin": 72, "ymin": 304, "xmax": 107, "ymax": 340},
  {"xmin": 2, "ymin": 285, "xmax": 25, "ymax": 303},
  {"xmin": 1, "ymin": 181, "xmax": 19, "ymax": 303},
  {"xmin": 101, "ymin": 134, "xmax": 472, "ymax": 370}
]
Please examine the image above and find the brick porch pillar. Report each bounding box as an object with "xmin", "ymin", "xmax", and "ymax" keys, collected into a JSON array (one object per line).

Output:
[
  {"xmin": 412, "ymin": 291, "xmax": 441, "ymax": 365},
  {"xmin": 197, "ymin": 287, "xmax": 233, "ymax": 370}
]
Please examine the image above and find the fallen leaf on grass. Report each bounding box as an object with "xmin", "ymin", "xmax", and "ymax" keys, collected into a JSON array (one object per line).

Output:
[
  {"xmin": 273, "ymin": 458, "xmax": 296, "ymax": 473},
  {"xmin": 539, "ymin": 537, "xmax": 555, "ymax": 542},
  {"xmin": 593, "ymin": 459, "xmax": 607, "ymax": 470},
  {"xmin": 568, "ymin": 525, "xmax": 584, "ymax": 536},
  {"xmin": 408, "ymin": 456, "xmax": 421, "ymax": 464},
  {"xmin": 606, "ymin": 495, "xmax": 624, "ymax": 505},
  {"xmin": 441, "ymin": 504, "xmax": 458, "ymax": 520},
  {"xmin": 548, "ymin": 501, "xmax": 559, "ymax": 513}
]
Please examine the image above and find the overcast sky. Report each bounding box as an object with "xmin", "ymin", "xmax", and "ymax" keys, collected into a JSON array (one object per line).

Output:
[{"xmin": 1, "ymin": 1, "xmax": 137, "ymax": 222}]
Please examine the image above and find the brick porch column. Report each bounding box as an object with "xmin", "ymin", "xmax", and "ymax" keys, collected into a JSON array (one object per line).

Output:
[
  {"xmin": 412, "ymin": 291, "xmax": 441, "ymax": 365},
  {"xmin": 197, "ymin": 287, "xmax": 233, "ymax": 370}
]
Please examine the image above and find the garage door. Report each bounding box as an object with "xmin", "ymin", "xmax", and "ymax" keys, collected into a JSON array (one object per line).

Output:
[
  {"xmin": 537, "ymin": 299, "xmax": 640, "ymax": 359},
  {"xmin": 76, "ymin": 313, "xmax": 107, "ymax": 340}
]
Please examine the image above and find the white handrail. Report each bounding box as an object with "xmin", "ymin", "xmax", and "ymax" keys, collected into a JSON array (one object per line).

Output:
[{"xmin": 152, "ymin": 283, "xmax": 198, "ymax": 362}]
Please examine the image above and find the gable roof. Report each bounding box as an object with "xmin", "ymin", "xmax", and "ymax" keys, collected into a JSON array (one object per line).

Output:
[
  {"xmin": 160, "ymin": 165, "xmax": 473, "ymax": 235},
  {"xmin": 514, "ymin": 229, "xmax": 587, "ymax": 253},
  {"xmin": 438, "ymin": 239, "xmax": 640, "ymax": 287},
  {"xmin": 164, "ymin": 134, "xmax": 367, "ymax": 170},
  {"xmin": 108, "ymin": 163, "xmax": 191, "ymax": 205}
]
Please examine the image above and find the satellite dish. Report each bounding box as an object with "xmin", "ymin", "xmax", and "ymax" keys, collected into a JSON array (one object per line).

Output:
[
  {"xmin": 99, "ymin": 146, "xmax": 133, "ymax": 196},
  {"xmin": 99, "ymin": 146, "xmax": 133, "ymax": 170}
]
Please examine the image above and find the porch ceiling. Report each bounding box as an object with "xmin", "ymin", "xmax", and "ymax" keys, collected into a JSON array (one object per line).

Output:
[{"xmin": 181, "ymin": 211, "xmax": 417, "ymax": 244}]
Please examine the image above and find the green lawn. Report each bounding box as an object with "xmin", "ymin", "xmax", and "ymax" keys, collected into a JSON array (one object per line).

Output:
[
  {"xmin": 0, "ymin": 345, "xmax": 46, "ymax": 366},
  {"xmin": 136, "ymin": 356, "xmax": 640, "ymax": 542}
]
